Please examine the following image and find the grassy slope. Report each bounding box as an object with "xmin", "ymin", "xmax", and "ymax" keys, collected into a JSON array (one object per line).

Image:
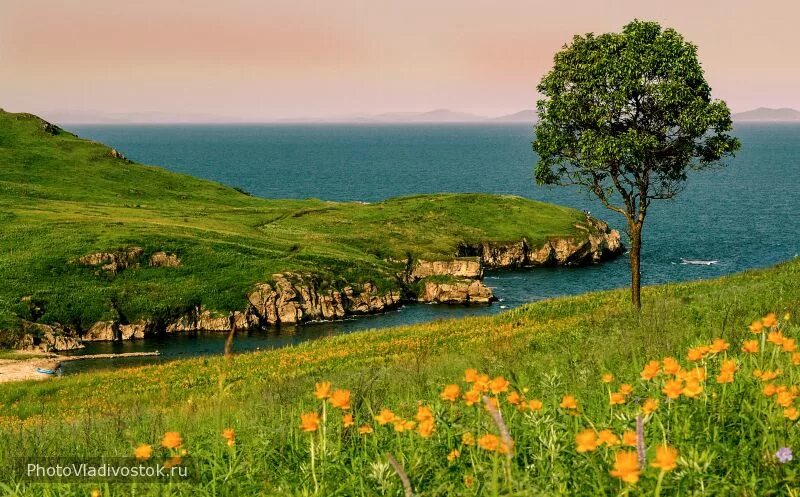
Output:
[
  {"xmin": 0, "ymin": 110, "xmax": 586, "ymax": 332},
  {"xmin": 0, "ymin": 257, "xmax": 797, "ymax": 495}
]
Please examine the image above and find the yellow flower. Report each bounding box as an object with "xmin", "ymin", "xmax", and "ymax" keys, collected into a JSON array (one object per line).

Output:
[
  {"xmin": 640, "ymin": 361, "xmax": 660, "ymax": 380},
  {"xmin": 709, "ymin": 338, "xmax": 730, "ymax": 353},
  {"xmin": 314, "ymin": 381, "xmax": 332, "ymax": 400},
  {"xmin": 91, "ymin": 490, "xmax": 101, "ymax": 497},
  {"xmin": 489, "ymin": 376, "xmax": 510, "ymax": 394},
  {"xmin": 784, "ymin": 407, "xmax": 800, "ymax": 420},
  {"xmin": 749, "ymin": 320, "xmax": 764, "ymax": 333},
  {"xmin": 609, "ymin": 451, "xmax": 641, "ymax": 483},
  {"xmin": 527, "ymin": 399, "xmax": 543, "ymax": 411},
  {"xmin": 161, "ymin": 431, "xmax": 183, "ymax": 449},
  {"xmin": 610, "ymin": 392, "xmax": 626, "ymax": 405},
  {"xmin": 650, "ymin": 445, "xmax": 678, "ymax": 472},
  {"xmin": 742, "ymin": 340, "xmax": 759, "ymax": 353},
  {"xmin": 461, "ymin": 432, "xmax": 475, "ymax": 446},
  {"xmin": 763, "ymin": 313, "xmax": 778, "ymax": 328},
  {"xmin": 506, "ymin": 391, "xmax": 522, "ymax": 406},
  {"xmin": 598, "ymin": 429, "xmax": 620, "ymax": 446},
  {"xmin": 462, "ymin": 389, "xmax": 481, "ymax": 406},
  {"xmin": 358, "ymin": 424, "xmax": 373, "ymax": 434},
  {"xmin": 622, "ymin": 431, "xmax": 638, "ymax": 447},
  {"xmin": 374, "ymin": 408, "xmax": 397, "ymax": 425},
  {"xmin": 662, "ymin": 357, "xmax": 681, "ymax": 375},
  {"xmin": 642, "ymin": 398, "xmax": 659, "ymax": 414},
  {"xmin": 478, "ymin": 434, "xmax": 501, "ymax": 452},
  {"xmin": 575, "ymin": 429, "xmax": 598, "ymax": 453},
  {"xmin": 342, "ymin": 413, "xmax": 354, "ymax": 428},
  {"xmin": 300, "ymin": 412, "xmax": 320, "ymax": 432},
  {"xmin": 440, "ymin": 384, "xmax": 461, "ymax": 402},
  {"xmin": 601, "ymin": 373, "xmax": 614, "ymax": 383},
  {"xmin": 222, "ymin": 428, "xmax": 235, "ymax": 446},
  {"xmin": 134, "ymin": 443, "xmax": 152, "ymax": 461},
  {"xmin": 464, "ymin": 368, "xmax": 479, "ymax": 383},
  {"xmin": 447, "ymin": 449, "xmax": 460, "ymax": 462},
  {"xmin": 560, "ymin": 395, "xmax": 578, "ymax": 410},
  {"xmin": 784, "ymin": 313, "xmax": 791, "ymax": 322},
  {"xmin": 682, "ymin": 380, "xmax": 704, "ymax": 398},
  {"xmin": 329, "ymin": 389, "xmax": 351, "ymax": 410},
  {"xmin": 662, "ymin": 379, "xmax": 683, "ymax": 400}
]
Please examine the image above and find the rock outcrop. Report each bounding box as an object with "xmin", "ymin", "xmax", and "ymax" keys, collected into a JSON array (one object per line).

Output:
[
  {"xmin": 411, "ymin": 259, "xmax": 482, "ymax": 279},
  {"xmin": 15, "ymin": 322, "xmax": 84, "ymax": 352},
  {"xmin": 458, "ymin": 218, "xmax": 623, "ymax": 268},
  {"xmin": 77, "ymin": 247, "xmax": 144, "ymax": 275},
  {"xmin": 422, "ymin": 279, "xmax": 494, "ymax": 304},
  {"xmin": 149, "ymin": 251, "xmax": 181, "ymax": 268}
]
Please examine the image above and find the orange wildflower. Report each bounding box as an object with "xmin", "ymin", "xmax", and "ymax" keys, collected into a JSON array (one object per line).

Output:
[
  {"xmin": 742, "ymin": 340, "xmax": 759, "ymax": 353},
  {"xmin": 329, "ymin": 389, "xmax": 351, "ymax": 410},
  {"xmin": 358, "ymin": 424, "xmax": 373, "ymax": 434},
  {"xmin": 763, "ymin": 313, "xmax": 778, "ymax": 328},
  {"xmin": 642, "ymin": 398, "xmax": 659, "ymax": 414},
  {"xmin": 161, "ymin": 432, "xmax": 183, "ymax": 449},
  {"xmin": 784, "ymin": 407, "xmax": 800, "ymax": 421},
  {"xmin": 575, "ymin": 429, "xmax": 598, "ymax": 453},
  {"xmin": 462, "ymin": 389, "xmax": 481, "ymax": 406},
  {"xmin": 314, "ymin": 381, "xmax": 332, "ymax": 400},
  {"xmin": 763, "ymin": 383, "xmax": 777, "ymax": 397},
  {"xmin": 601, "ymin": 373, "xmax": 614, "ymax": 383},
  {"xmin": 506, "ymin": 391, "xmax": 522, "ymax": 406},
  {"xmin": 619, "ymin": 384, "xmax": 633, "ymax": 396},
  {"xmin": 478, "ymin": 434, "xmax": 501, "ymax": 452},
  {"xmin": 767, "ymin": 331, "xmax": 785, "ymax": 345},
  {"xmin": 464, "ymin": 368, "xmax": 479, "ymax": 383},
  {"xmin": 440, "ymin": 384, "xmax": 461, "ymax": 402},
  {"xmin": 447, "ymin": 449, "xmax": 460, "ymax": 462},
  {"xmin": 622, "ymin": 431, "xmax": 638, "ymax": 447},
  {"xmin": 222, "ymin": 428, "xmax": 236, "ymax": 447},
  {"xmin": 598, "ymin": 429, "xmax": 620, "ymax": 446},
  {"xmin": 792, "ymin": 352, "xmax": 800, "ymax": 366},
  {"xmin": 720, "ymin": 359, "xmax": 737, "ymax": 374},
  {"xmin": 749, "ymin": 320, "xmax": 764, "ymax": 333},
  {"xmin": 709, "ymin": 338, "xmax": 730, "ymax": 353},
  {"xmin": 609, "ymin": 451, "xmax": 641, "ymax": 483},
  {"xmin": 687, "ymin": 346, "xmax": 708, "ymax": 362},
  {"xmin": 663, "ymin": 380, "xmax": 683, "ymax": 400},
  {"xmin": 489, "ymin": 376, "xmax": 510, "ymax": 394},
  {"xmin": 415, "ymin": 406, "xmax": 434, "ymax": 423},
  {"xmin": 776, "ymin": 391, "xmax": 795, "ymax": 408},
  {"xmin": 342, "ymin": 414, "xmax": 354, "ymax": 428},
  {"xmin": 560, "ymin": 395, "xmax": 578, "ymax": 410},
  {"xmin": 134, "ymin": 444, "xmax": 152, "ymax": 461},
  {"xmin": 716, "ymin": 372, "xmax": 734, "ymax": 384},
  {"xmin": 640, "ymin": 361, "xmax": 661, "ymax": 380},
  {"xmin": 783, "ymin": 338, "xmax": 797, "ymax": 353},
  {"xmin": 417, "ymin": 419, "xmax": 435, "ymax": 438},
  {"xmin": 662, "ymin": 357, "xmax": 681, "ymax": 375},
  {"xmin": 610, "ymin": 392, "xmax": 626, "ymax": 405},
  {"xmin": 374, "ymin": 408, "xmax": 397, "ymax": 425},
  {"xmin": 682, "ymin": 380, "xmax": 704, "ymax": 398},
  {"xmin": 300, "ymin": 413, "xmax": 320, "ymax": 432},
  {"xmin": 650, "ymin": 445, "xmax": 678, "ymax": 472},
  {"xmin": 527, "ymin": 399, "xmax": 543, "ymax": 411},
  {"xmin": 473, "ymin": 374, "xmax": 490, "ymax": 393},
  {"xmin": 393, "ymin": 420, "xmax": 415, "ymax": 433},
  {"xmin": 461, "ymin": 432, "xmax": 475, "ymax": 446}
]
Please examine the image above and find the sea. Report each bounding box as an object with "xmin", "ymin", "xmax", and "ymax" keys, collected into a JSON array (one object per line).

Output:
[{"xmin": 61, "ymin": 123, "xmax": 800, "ymax": 371}]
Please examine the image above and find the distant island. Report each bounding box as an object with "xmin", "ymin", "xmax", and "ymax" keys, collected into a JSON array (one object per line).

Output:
[{"xmin": 732, "ymin": 107, "xmax": 800, "ymax": 121}]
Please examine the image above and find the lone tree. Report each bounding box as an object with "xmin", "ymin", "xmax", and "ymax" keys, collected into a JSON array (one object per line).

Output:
[{"xmin": 533, "ymin": 20, "xmax": 740, "ymax": 309}]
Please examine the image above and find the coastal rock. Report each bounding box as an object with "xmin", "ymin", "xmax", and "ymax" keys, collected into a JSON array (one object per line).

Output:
[
  {"xmin": 421, "ymin": 279, "xmax": 494, "ymax": 304},
  {"xmin": 119, "ymin": 320, "xmax": 148, "ymax": 340},
  {"xmin": 107, "ymin": 148, "xmax": 130, "ymax": 162},
  {"xmin": 77, "ymin": 247, "xmax": 144, "ymax": 274},
  {"xmin": 411, "ymin": 259, "xmax": 482, "ymax": 279},
  {"xmin": 83, "ymin": 321, "xmax": 118, "ymax": 341},
  {"xmin": 149, "ymin": 251, "xmax": 181, "ymax": 268},
  {"xmin": 16, "ymin": 322, "xmax": 84, "ymax": 352}
]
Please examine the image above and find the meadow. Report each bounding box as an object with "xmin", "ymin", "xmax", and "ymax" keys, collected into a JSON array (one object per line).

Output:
[{"xmin": 0, "ymin": 255, "xmax": 797, "ymax": 496}]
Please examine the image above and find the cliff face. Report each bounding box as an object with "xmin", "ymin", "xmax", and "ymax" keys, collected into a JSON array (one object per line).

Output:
[{"xmin": 13, "ymin": 217, "xmax": 623, "ymax": 351}]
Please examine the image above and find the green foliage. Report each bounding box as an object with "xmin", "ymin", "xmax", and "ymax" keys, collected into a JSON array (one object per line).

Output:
[{"xmin": 0, "ymin": 110, "xmax": 587, "ymax": 332}]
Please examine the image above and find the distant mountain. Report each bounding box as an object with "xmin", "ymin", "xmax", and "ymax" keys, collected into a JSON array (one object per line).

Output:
[
  {"xmin": 42, "ymin": 109, "xmax": 244, "ymax": 124},
  {"xmin": 369, "ymin": 109, "xmax": 488, "ymax": 123},
  {"xmin": 733, "ymin": 107, "xmax": 800, "ymax": 122},
  {"xmin": 493, "ymin": 109, "xmax": 538, "ymax": 123}
]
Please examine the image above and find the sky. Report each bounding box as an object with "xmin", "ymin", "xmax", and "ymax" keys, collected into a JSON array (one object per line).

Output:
[{"xmin": 1, "ymin": 0, "xmax": 798, "ymax": 122}]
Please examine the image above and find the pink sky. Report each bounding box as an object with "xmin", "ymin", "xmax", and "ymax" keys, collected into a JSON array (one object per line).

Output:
[{"xmin": 1, "ymin": 0, "xmax": 797, "ymax": 121}]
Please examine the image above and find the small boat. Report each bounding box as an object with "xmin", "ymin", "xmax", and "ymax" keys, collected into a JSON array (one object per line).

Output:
[
  {"xmin": 35, "ymin": 367, "xmax": 56, "ymax": 375},
  {"xmin": 680, "ymin": 258, "xmax": 718, "ymax": 266}
]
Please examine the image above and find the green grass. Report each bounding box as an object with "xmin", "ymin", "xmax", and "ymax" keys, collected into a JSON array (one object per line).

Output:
[
  {"xmin": 0, "ymin": 257, "xmax": 797, "ymax": 495},
  {"xmin": 0, "ymin": 110, "xmax": 591, "ymax": 335}
]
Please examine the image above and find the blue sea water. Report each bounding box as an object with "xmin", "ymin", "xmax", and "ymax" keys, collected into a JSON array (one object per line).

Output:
[{"xmin": 62, "ymin": 123, "xmax": 800, "ymax": 369}]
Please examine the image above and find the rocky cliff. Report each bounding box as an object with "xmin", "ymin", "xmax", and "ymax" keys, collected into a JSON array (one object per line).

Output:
[{"xmin": 13, "ymin": 217, "xmax": 623, "ymax": 351}]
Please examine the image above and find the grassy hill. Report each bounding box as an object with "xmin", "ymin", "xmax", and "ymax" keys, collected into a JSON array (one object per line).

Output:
[
  {"xmin": 0, "ymin": 110, "xmax": 595, "ymax": 337},
  {"xmin": 0, "ymin": 256, "xmax": 797, "ymax": 495}
]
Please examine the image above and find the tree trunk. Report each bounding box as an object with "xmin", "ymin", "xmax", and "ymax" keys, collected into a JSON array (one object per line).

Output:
[
  {"xmin": 224, "ymin": 316, "xmax": 237, "ymax": 359},
  {"xmin": 629, "ymin": 222, "xmax": 643, "ymax": 310}
]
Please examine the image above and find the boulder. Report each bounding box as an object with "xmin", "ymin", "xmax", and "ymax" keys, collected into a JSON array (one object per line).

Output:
[{"xmin": 149, "ymin": 252, "xmax": 181, "ymax": 268}]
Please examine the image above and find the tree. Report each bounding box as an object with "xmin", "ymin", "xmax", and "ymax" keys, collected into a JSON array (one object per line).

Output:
[{"xmin": 533, "ymin": 20, "xmax": 740, "ymax": 309}]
